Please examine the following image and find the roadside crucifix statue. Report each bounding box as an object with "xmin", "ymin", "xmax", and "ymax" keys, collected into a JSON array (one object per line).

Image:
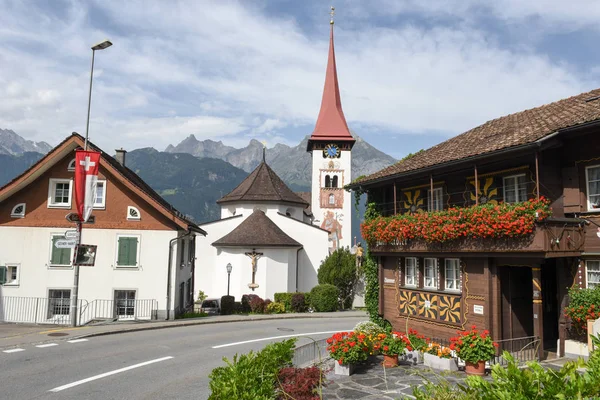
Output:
[{"xmin": 244, "ymin": 249, "xmax": 264, "ymax": 291}]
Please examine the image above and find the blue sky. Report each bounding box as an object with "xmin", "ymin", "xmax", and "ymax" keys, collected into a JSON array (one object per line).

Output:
[{"xmin": 1, "ymin": 0, "xmax": 599, "ymax": 159}]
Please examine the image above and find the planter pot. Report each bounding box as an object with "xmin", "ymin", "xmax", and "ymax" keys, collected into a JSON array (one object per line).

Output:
[
  {"xmin": 401, "ymin": 349, "xmax": 423, "ymax": 365},
  {"xmin": 334, "ymin": 362, "xmax": 355, "ymax": 376},
  {"xmin": 382, "ymin": 354, "xmax": 398, "ymax": 368},
  {"xmin": 465, "ymin": 360, "xmax": 486, "ymax": 376},
  {"xmin": 423, "ymin": 353, "xmax": 457, "ymax": 371}
]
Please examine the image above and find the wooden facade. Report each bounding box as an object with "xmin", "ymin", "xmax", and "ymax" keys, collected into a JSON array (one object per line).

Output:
[{"xmin": 361, "ymin": 123, "xmax": 600, "ymax": 358}]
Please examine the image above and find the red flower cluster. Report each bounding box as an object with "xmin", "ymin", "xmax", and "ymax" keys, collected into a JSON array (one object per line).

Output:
[
  {"xmin": 565, "ymin": 303, "xmax": 600, "ymax": 333},
  {"xmin": 361, "ymin": 197, "xmax": 551, "ymax": 245},
  {"xmin": 326, "ymin": 331, "xmax": 369, "ymax": 365},
  {"xmin": 449, "ymin": 325, "xmax": 498, "ymax": 364}
]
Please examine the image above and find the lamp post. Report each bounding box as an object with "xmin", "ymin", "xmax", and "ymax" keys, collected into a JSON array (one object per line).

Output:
[
  {"xmin": 71, "ymin": 39, "xmax": 112, "ymax": 328},
  {"xmin": 226, "ymin": 263, "xmax": 233, "ymax": 296}
]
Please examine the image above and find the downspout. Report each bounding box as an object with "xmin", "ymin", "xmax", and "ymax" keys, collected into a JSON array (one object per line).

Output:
[{"xmin": 166, "ymin": 230, "xmax": 194, "ymax": 320}]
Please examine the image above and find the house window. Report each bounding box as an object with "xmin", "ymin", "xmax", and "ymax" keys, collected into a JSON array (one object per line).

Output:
[
  {"xmin": 585, "ymin": 166, "xmax": 600, "ymax": 211},
  {"xmin": 48, "ymin": 179, "xmax": 72, "ymax": 208},
  {"xmin": 114, "ymin": 290, "xmax": 136, "ymax": 317},
  {"xmin": 445, "ymin": 259, "xmax": 461, "ymax": 291},
  {"xmin": 11, "ymin": 203, "xmax": 26, "ymax": 218},
  {"xmin": 48, "ymin": 289, "xmax": 71, "ymax": 317},
  {"xmin": 587, "ymin": 260, "xmax": 600, "ymax": 289},
  {"xmin": 50, "ymin": 234, "xmax": 73, "ymax": 267},
  {"xmin": 329, "ymin": 194, "xmax": 335, "ymax": 205},
  {"xmin": 127, "ymin": 206, "xmax": 141, "ymax": 220},
  {"xmin": 503, "ymin": 174, "xmax": 527, "ymax": 203},
  {"xmin": 116, "ymin": 235, "xmax": 140, "ymax": 267},
  {"xmin": 94, "ymin": 181, "xmax": 106, "ymax": 208},
  {"xmin": 0, "ymin": 265, "xmax": 19, "ymax": 286},
  {"xmin": 427, "ymin": 188, "xmax": 443, "ymax": 211},
  {"xmin": 405, "ymin": 257, "xmax": 417, "ymax": 286},
  {"xmin": 67, "ymin": 159, "xmax": 76, "ymax": 171},
  {"xmin": 424, "ymin": 258, "xmax": 438, "ymax": 289}
]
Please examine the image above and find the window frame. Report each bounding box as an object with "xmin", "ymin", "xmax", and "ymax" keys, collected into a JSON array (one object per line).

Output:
[
  {"xmin": 94, "ymin": 180, "xmax": 107, "ymax": 209},
  {"xmin": 47, "ymin": 178, "xmax": 73, "ymax": 208},
  {"xmin": 424, "ymin": 258, "xmax": 438, "ymax": 289},
  {"xmin": 11, "ymin": 203, "xmax": 26, "ymax": 218},
  {"xmin": 49, "ymin": 233, "xmax": 73, "ymax": 268},
  {"xmin": 114, "ymin": 289, "xmax": 137, "ymax": 318},
  {"xmin": 67, "ymin": 159, "xmax": 76, "ymax": 171},
  {"xmin": 427, "ymin": 187, "xmax": 443, "ymax": 211},
  {"xmin": 405, "ymin": 257, "xmax": 418, "ymax": 287},
  {"xmin": 115, "ymin": 234, "xmax": 141, "ymax": 268},
  {"xmin": 328, "ymin": 193, "xmax": 335, "ymax": 205},
  {"xmin": 2, "ymin": 264, "xmax": 20, "ymax": 286},
  {"xmin": 586, "ymin": 260, "xmax": 600, "ymax": 289},
  {"xmin": 585, "ymin": 165, "xmax": 600, "ymax": 212},
  {"xmin": 502, "ymin": 173, "xmax": 527, "ymax": 204},
  {"xmin": 47, "ymin": 289, "xmax": 71, "ymax": 318},
  {"xmin": 444, "ymin": 259, "xmax": 461, "ymax": 292}
]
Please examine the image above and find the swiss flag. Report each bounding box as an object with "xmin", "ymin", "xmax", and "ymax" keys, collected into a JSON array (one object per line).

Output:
[{"xmin": 74, "ymin": 150, "xmax": 101, "ymax": 222}]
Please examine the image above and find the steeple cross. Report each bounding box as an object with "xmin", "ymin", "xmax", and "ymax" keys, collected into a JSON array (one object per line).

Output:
[
  {"xmin": 79, "ymin": 156, "xmax": 96, "ymax": 172},
  {"xmin": 330, "ymin": 6, "xmax": 335, "ymax": 24},
  {"xmin": 244, "ymin": 249, "xmax": 264, "ymax": 291}
]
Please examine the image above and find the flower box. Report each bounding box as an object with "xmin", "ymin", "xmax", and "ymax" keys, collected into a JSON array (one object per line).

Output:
[
  {"xmin": 334, "ymin": 362, "xmax": 355, "ymax": 376},
  {"xmin": 423, "ymin": 352, "xmax": 458, "ymax": 371},
  {"xmin": 400, "ymin": 348, "xmax": 423, "ymax": 365}
]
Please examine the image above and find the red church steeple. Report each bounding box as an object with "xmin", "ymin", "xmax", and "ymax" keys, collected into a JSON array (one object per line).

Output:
[{"xmin": 307, "ymin": 10, "xmax": 355, "ymax": 152}]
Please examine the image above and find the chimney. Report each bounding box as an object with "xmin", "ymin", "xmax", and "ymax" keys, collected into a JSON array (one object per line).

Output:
[{"xmin": 115, "ymin": 148, "xmax": 127, "ymax": 166}]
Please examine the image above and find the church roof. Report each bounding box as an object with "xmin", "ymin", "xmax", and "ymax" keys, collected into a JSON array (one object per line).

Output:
[
  {"xmin": 212, "ymin": 209, "xmax": 302, "ymax": 248},
  {"xmin": 217, "ymin": 161, "xmax": 309, "ymax": 207},
  {"xmin": 307, "ymin": 22, "xmax": 355, "ymax": 150}
]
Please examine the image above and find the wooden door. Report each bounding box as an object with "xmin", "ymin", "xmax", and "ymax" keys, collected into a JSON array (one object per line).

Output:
[{"xmin": 500, "ymin": 267, "xmax": 534, "ymax": 339}]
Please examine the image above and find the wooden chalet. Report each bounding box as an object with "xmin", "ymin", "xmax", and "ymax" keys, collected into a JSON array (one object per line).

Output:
[{"xmin": 349, "ymin": 88, "xmax": 600, "ymax": 358}]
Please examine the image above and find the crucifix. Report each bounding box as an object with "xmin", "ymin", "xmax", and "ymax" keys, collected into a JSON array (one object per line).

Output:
[{"xmin": 245, "ymin": 249, "xmax": 263, "ymax": 291}]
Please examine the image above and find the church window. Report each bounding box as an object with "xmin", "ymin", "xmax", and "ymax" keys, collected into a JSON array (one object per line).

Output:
[
  {"xmin": 329, "ymin": 194, "xmax": 335, "ymax": 205},
  {"xmin": 325, "ymin": 175, "xmax": 331, "ymax": 188},
  {"xmin": 332, "ymin": 176, "xmax": 338, "ymax": 188}
]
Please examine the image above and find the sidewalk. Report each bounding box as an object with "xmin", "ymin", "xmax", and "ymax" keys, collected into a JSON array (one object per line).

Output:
[{"xmin": 0, "ymin": 310, "xmax": 367, "ymax": 350}]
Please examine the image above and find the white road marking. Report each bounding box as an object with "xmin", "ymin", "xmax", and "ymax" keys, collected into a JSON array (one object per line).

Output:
[
  {"xmin": 49, "ymin": 356, "xmax": 174, "ymax": 392},
  {"xmin": 212, "ymin": 329, "xmax": 350, "ymax": 349},
  {"xmin": 67, "ymin": 339, "xmax": 89, "ymax": 344},
  {"xmin": 36, "ymin": 343, "xmax": 58, "ymax": 348},
  {"xmin": 3, "ymin": 348, "xmax": 25, "ymax": 353}
]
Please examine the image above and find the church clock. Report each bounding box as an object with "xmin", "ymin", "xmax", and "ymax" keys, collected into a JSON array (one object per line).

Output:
[{"xmin": 323, "ymin": 143, "xmax": 340, "ymax": 158}]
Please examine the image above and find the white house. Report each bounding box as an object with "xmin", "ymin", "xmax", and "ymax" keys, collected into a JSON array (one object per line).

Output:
[{"xmin": 0, "ymin": 133, "xmax": 206, "ymax": 325}]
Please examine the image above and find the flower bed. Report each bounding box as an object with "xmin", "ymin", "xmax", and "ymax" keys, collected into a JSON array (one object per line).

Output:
[{"xmin": 361, "ymin": 197, "xmax": 551, "ymax": 244}]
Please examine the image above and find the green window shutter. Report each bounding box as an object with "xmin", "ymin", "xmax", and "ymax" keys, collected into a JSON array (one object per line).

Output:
[
  {"xmin": 51, "ymin": 236, "xmax": 71, "ymax": 265},
  {"xmin": 129, "ymin": 237, "xmax": 138, "ymax": 266},
  {"xmin": 0, "ymin": 266, "xmax": 6, "ymax": 285},
  {"xmin": 118, "ymin": 237, "xmax": 138, "ymax": 266}
]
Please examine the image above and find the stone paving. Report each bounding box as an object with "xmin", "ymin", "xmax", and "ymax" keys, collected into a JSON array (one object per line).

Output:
[{"xmin": 321, "ymin": 356, "xmax": 489, "ymax": 400}]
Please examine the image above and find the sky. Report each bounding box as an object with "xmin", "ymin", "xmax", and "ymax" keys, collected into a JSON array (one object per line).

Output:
[{"xmin": 1, "ymin": 0, "xmax": 600, "ymax": 160}]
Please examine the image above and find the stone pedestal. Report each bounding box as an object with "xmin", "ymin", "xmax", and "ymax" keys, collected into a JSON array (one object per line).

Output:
[{"xmin": 334, "ymin": 362, "xmax": 355, "ymax": 376}]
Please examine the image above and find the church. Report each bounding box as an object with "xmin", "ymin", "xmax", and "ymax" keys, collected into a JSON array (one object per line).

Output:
[{"xmin": 195, "ymin": 15, "xmax": 356, "ymax": 301}]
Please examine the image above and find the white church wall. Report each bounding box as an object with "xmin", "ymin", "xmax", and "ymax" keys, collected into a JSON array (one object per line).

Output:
[{"xmin": 220, "ymin": 203, "xmax": 305, "ymax": 222}]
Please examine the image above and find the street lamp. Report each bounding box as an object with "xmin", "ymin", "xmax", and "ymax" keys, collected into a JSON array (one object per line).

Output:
[
  {"xmin": 226, "ymin": 263, "xmax": 233, "ymax": 296},
  {"xmin": 71, "ymin": 39, "xmax": 112, "ymax": 327}
]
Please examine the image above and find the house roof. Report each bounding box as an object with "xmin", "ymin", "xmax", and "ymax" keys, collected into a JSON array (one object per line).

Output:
[
  {"xmin": 307, "ymin": 23, "xmax": 355, "ymax": 151},
  {"xmin": 353, "ymin": 87, "xmax": 600, "ymax": 187},
  {"xmin": 0, "ymin": 133, "xmax": 204, "ymax": 233},
  {"xmin": 217, "ymin": 161, "xmax": 309, "ymax": 207},
  {"xmin": 212, "ymin": 209, "xmax": 302, "ymax": 248}
]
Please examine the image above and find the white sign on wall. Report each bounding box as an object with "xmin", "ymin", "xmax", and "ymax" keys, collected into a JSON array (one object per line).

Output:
[
  {"xmin": 384, "ymin": 278, "xmax": 395, "ymax": 284},
  {"xmin": 473, "ymin": 305, "xmax": 484, "ymax": 315}
]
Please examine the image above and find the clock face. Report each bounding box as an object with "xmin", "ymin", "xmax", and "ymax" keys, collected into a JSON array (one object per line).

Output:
[{"xmin": 324, "ymin": 143, "xmax": 340, "ymax": 158}]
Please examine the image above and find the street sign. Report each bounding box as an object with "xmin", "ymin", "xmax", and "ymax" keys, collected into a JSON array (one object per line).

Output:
[
  {"xmin": 64, "ymin": 230, "xmax": 79, "ymax": 239},
  {"xmin": 65, "ymin": 213, "xmax": 95, "ymax": 224},
  {"xmin": 55, "ymin": 239, "xmax": 78, "ymax": 249}
]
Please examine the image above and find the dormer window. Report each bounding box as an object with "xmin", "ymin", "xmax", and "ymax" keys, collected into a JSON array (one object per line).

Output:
[
  {"xmin": 11, "ymin": 203, "xmax": 26, "ymax": 218},
  {"xmin": 127, "ymin": 206, "xmax": 141, "ymax": 220}
]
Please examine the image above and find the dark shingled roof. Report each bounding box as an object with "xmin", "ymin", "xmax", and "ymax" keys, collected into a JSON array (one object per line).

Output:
[
  {"xmin": 217, "ymin": 162, "xmax": 309, "ymax": 207},
  {"xmin": 354, "ymin": 87, "xmax": 600, "ymax": 186},
  {"xmin": 212, "ymin": 209, "xmax": 301, "ymax": 248}
]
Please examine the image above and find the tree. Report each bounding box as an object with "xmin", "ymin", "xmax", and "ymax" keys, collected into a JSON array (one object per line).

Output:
[{"xmin": 317, "ymin": 247, "xmax": 360, "ymax": 309}]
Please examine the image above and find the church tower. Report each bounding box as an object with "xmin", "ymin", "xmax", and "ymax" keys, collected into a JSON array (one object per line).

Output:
[{"xmin": 307, "ymin": 8, "xmax": 355, "ymax": 253}]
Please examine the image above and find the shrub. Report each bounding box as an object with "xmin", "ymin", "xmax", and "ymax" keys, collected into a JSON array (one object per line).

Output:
[
  {"xmin": 209, "ymin": 338, "xmax": 296, "ymax": 400},
  {"xmin": 220, "ymin": 295, "xmax": 235, "ymax": 315},
  {"xmin": 274, "ymin": 292, "xmax": 293, "ymax": 312},
  {"xmin": 277, "ymin": 366, "xmax": 322, "ymax": 400},
  {"xmin": 233, "ymin": 301, "xmax": 243, "ymax": 314},
  {"xmin": 249, "ymin": 296, "xmax": 265, "ymax": 314},
  {"xmin": 197, "ymin": 289, "xmax": 208, "ymax": 304},
  {"xmin": 565, "ymin": 285, "xmax": 600, "ymax": 335},
  {"xmin": 291, "ymin": 293, "xmax": 307, "ymax": 313},
  {"xmin": 242, "ymin": 294, "xmax": 258, "ymax": 313},
  {"xmin": 317, "ymin": 248, "xmax": 360, "ymax": 309},
  {"xmin": 379, "ymin": 333, "xmax": 407, "ymax": 356},
  {"xmin": 175, "ymin": 311, "xmax": 208, "ymax": 319},
  {"xmin": 264, "ymin": 299, "xmax": 272, "ymax": 310},
  {"xmin": 354, "ymin": 320, "xmax": 385, "ymax": 336},
  {"xmin": 266, "ymin": 302, "xmax": 286, "ymax": 314},
  {"xmin": 309, "ymin": 284, "xmax": 339, "ymax": 312}
]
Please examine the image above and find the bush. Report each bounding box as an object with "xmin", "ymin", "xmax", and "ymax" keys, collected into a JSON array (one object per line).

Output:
[
  {"xmin": 220, "ymin": 295, "xmax": 235, "ymax": 315},
  {"xmin": 565, "ymin": 285, "xmax": 600, "ymax": 335},
  {"xmin": 266, "ymin": 302, "xmax": 286, "ymax": 314},
  {"xmin": 291, "ymin": 293, "xmax": 307, "ymax": 313},
  {"xmin": 250, "ymin": 296, "xmax": 266, "ymax": 313},
  {"xmin": 242, "ymin": 294, "xmax": 258, "ymax": 313},
  {"xmin": 175, "ymin": 311, "xmax": 208, "ymax": 319},
  {"xmin": 209, "ymin": 338, "xmax": 296, "ymax": 400},
  {"xmin": 277, "ymin": 366, "xmax": 322, "ymax": 400},
  {"xmin": 233, "ymin": 301, "xmax": 243, "ymax": 314},
  {"xmin": 353, "ymin": 320, "xmax": 385, "ymax": 336},
  {"xmin": 309, "ymin": 284, "xmax": 339, "ymax": 312},
  {"xmin": 317, "ymin": 248, "xmax": 360, "ymax": 309},
  {"xmin": 274, "ymin": 292, "xmax": 293, "ymax": 312},
  {"xmin": 264, "ymin": 299, "xmax": 272, "ymax": 310}
]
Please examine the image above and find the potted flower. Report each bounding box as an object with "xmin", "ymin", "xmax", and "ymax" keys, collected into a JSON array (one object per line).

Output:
[
  {"xmin": 326, "ymin": 331, "xmax": 370, "ymax": 375},
  {"xmin": 379, "ymin": 332, "xmax": 407, "ymax": 367},
  {"xmin": 423, "ymin": 342, "xmax": 457, "ymax": 371},
  {"xmin": 399, "ymin": 328, "xmax": 428, "ymax": 365},
  {"xmin": 450, "ymin": 326, "xmax": 498, "ymax": 376}
]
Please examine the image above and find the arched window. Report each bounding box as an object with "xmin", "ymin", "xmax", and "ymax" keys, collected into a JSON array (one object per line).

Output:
[
  {"xmin": 11, "ymin": 203, "xmax": 26, "ymax": 218},
  {"xmin": 127, "ymin": 206, "xmax": 141, "ymax": 220},
  {"xmin": 67, "ymin": 159, "xmax": 76, "ymax": 171},
  {"xmin": 325, "ymin": 175, "xmax": 331, "ymax": 188},
  {"xmin": 332, "ymin": 176, "xmax": 338, "ymax": 188},
  {"xmin": 329, "ymin": 194, "xmax": 335, "ymax": 205}
]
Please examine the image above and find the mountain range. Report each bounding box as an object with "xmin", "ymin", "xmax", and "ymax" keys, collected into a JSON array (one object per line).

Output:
[{"xmin": 0, "ymin": 129, "xmax": 52, "ymax": 155}]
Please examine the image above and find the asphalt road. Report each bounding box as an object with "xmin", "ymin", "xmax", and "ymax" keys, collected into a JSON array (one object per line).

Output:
[{"xmin": 0, "ymin": 317, "xmax": 364, "ymax": 400}]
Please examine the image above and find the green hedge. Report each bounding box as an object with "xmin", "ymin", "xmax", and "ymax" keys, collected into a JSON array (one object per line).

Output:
[
  {"xmin": 309, "ymin": 284, "xmax": 339, "ymax": 312},
  {"xmin": 220, "ymin": 295, "xmax": 235, "ymax": 315},
  {"xmin": 274, "ymin": 292, "xmax": 294, "ymax": 312},
  {"xmin": 208, "ymin": 338, "xmax": 296, "ymax": 399}
]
